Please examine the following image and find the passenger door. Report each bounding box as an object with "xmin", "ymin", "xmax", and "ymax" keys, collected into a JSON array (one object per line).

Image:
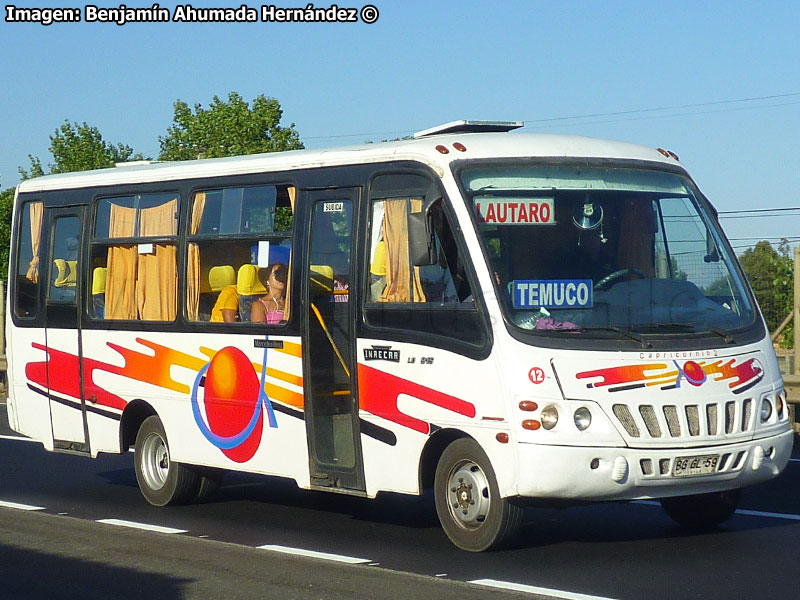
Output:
[
  {"xmin": 303, "ymin": 189, "xmax": 365, "ymax": 492},
  {"xmin": 44, "ymin": 206, "xmax": 89, "ymax": 452}
]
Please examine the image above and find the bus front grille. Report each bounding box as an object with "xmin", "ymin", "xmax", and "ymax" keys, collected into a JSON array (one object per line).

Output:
[{"xmin": 612, "ymin": 398, "xmax": 755, "ymax": 442}]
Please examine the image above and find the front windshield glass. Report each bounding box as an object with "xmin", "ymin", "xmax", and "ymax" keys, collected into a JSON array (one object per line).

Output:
[{"xmin": 460, "ymin": 165, "xmax": 756, "ymax": 340}]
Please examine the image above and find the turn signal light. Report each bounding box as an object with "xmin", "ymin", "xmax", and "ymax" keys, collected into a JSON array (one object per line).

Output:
[
  {"xmin": 496, "ymin": 432, "xmax": 509, "ymax": 443},
  {"xmin": 522, "ymin": 419, "xmax": 541, "ymax": 430},
  {"xmin": 519, "ymin": 400, "xmax": 538, "ymax": 412},
  {"xmin": 435, "ymin": 144, "xmax": 449, "ymax": 154},
  {"xmin": 453, "ymin": 142, "xmax": 467, "ymax": 152}
]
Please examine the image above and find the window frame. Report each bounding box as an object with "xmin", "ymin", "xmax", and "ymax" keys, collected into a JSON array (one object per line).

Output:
[
  {"xmin": 185, "ymin": 181, "xmax": 296, "ymax": 327},
  {"xmin": 12, "ymin": 198, "xmax": 44, "ymax": 323},
  {"xmin": 88, "ymin": 191, "xmax": 181, "ymax": 323},
  {"xmin": 360, "ymin": 170, "xmax": 492, "ymax": 360}
]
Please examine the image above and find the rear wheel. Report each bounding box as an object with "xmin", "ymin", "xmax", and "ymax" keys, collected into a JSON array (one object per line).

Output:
[
  {"xmin": 434, "ymin": 438, "xmax": 523, "ymax": 552},
  {"xmin": 134, "ymin": 415, "xmax": 199, "ymax": 506},
  {"xmin": 660, "ymin": 488, "xmax": 741, "ymax": 531}
]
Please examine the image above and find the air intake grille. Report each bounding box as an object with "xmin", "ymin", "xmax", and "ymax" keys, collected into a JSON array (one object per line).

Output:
[
  {"xmin": 613, "ymin": 404, "xmax": 640, "ymax": 437},
  {"xmin": 611, "ymin": 398, "xmax": 755, "ymax": 442}
]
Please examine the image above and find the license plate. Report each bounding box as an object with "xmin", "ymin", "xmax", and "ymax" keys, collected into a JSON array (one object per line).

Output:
[{"xmin": 672, "ymin": 454, "xmax": 719, "ymax": 477}]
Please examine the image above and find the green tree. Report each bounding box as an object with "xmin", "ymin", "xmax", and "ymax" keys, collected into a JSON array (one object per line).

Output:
[
  {"xmin": 739, "ymin": 240, "xmax": 793, "ymax": 344},
  {"xmin": 158, "ymin": 92, "xmax": 303, "ymax": 161},
  {"xmin": 20, "ymin": 120, "xmax": 143, "ymax": 179}
]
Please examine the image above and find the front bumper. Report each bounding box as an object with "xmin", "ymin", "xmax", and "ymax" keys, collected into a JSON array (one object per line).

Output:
[{"xmin": 514, "ymin": 428, "xmax": 794, "ymax": 501}]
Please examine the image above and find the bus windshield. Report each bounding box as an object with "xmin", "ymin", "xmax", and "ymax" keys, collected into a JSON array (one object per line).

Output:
[{"xmin": 460, "ymin": 165, "xmax": 756, "ymax": 341}]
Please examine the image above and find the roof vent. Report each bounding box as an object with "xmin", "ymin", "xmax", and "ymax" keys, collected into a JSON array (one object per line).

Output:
[
  {"xmin": 114, "ymin": 160, "xmax": 155, "ymax": 168},
  {"xmin": 413, "ymin": 120, "xmax": 523, "ymax": 139}
]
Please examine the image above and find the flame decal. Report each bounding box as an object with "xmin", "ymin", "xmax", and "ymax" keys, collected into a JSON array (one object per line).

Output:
[{"xmin": 577, "ymin": 357, "xmax": 763, "ymax": 394}]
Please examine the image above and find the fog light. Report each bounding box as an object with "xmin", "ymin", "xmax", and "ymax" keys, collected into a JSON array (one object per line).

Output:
[
  {"xmin": 760, "ymin": 398, "xmax": 773, "ymax": 423},
  {"xmin": 574, "ymin": 407, "xmax": 592, "ymax": 431},
  {"xmin": 541, "ymin": 405, "xmax": 559, "ymax": 430}
]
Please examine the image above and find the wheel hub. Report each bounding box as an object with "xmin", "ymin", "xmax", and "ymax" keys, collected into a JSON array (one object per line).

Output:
[
  {"xmin": 140, "ymin": 432, "xmax": 169, "ymax": 491},
  {"xmin": 447, "ymin": 461, "xmax": 491, "ymax": 529}
]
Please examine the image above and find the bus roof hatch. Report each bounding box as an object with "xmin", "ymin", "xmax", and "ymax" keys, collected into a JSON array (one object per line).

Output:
[{"xmin": 413, "ymin": 120, "xmax": 523, "ymax": 138}]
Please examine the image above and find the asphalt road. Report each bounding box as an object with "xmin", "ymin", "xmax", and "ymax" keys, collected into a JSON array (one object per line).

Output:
[{"xmin": 2, "ymin": 403, "xmax": 800, "ymax": 600}]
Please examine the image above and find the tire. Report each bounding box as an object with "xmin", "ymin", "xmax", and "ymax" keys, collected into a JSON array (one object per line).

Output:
[
  {"xmin": 660, "ymin": 488, "xmax": 741, "ymax": 531},
  {"xmin": 134, "ymin": 415, "xmax": 199, "ymax": 507},
  {"xmin": 434, "ymin": 438, "xmax": 524, "ymax": 552}
]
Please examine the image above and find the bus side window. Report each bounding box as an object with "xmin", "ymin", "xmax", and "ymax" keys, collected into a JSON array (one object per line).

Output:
[
  {"xmin": 90, "ymin": 193, "xmax": 179, "ymax": 321},
  {"xmin": 14, "ymin": 200, "xmax": 44, "ymax": 319},
  {"xmin": 186, "ymin": 184, "xmax": 295, "ymax": 324},
  {"xmin": 364, "ymin": 174, "xmax": 485, "ymax": 350},
  {"xmin": 367, "ymin": 184, "xmax": 464, "ymax": 305}
]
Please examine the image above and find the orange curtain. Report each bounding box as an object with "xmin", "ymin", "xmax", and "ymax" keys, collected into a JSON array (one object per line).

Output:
[
  {"xmin": 105, "ymin": 204, "xmax": 138, "ymax": 319},
  {"xmin": 380, "ymin": 198, "xmax": 426, "ymax": 303},
  {"xmin": 137, "ymin": 199, "xmax": 178, "ymax": 320},
  {"xmin": 380, "ymin": 199, "xmax": 409, "ymax": 302},
  {"xmin": 187, "ymin": 193, "xmax": 206, "ymax": 321},
  {"xmin": 25, "ymin": 201, "xmax": 43, "ymax": 283},
  {"xmin": 284, "ymin": 186, "xmax": 296, "ymax": 321}
]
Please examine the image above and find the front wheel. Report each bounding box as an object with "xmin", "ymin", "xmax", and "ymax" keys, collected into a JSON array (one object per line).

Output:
[
  {"xmin": 134, "ymin": 415, "xmax": 199, "ymax": 506},
  {"xmin": 660, "ymin": 488, "xmax": 741, "ymax": 531},
  {"xmin": 434, "ymin": 438, "xmax": 523, "ymax": 552}
]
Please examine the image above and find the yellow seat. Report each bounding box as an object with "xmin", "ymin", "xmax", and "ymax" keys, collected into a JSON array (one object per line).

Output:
[
  {"xmin": 92, "ymin": 267, "xmax": 107, "ymax": 295},
  {"xmin": 310, "ymin": 265, "xmax": 334, "ymax": 296},
  {"xmin": 209, "ymin": 265, "xmax": 235, "ymax": 291},
  {"xmin": 237, "ymin": 264, "xmax": 267, "ymax": 296},
  {"xmin": 236, "ymin": 264, "xmax": 267, "ymax": 322},
  {"xmin": 53, "ymin": 259, "xmax": 77, "ymax": 288}
]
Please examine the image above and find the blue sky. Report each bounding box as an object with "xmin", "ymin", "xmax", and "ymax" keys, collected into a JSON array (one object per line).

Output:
[{"xmin": 1, "ymin": 1, "xmax": 799, "ymax": 248}]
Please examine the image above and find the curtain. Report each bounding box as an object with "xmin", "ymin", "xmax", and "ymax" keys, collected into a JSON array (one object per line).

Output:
[
  {"xmin": 380, "ymin": 199, "xmax": 410, "ymax": 302},
  {"xmin": 25, "ymin": 201, "xmax": 43, "ymax": 283},
  {"xmin": 104, "ymin": 204, "xmax": 138, "ymax": 319},
  {"xmin": 187, "ymin": 193, "xmax": 206, "ymax": 321},
  {"xmin": 283, "ymin": 187, "xmax": 296, "ymax": 321},
  {"xmin": 379, "ymin": 198, "xmax": 426, "ymax": 303},
  {"xmin": 137, "ymin": 199, "xmax": 178, "ymax": 320}
]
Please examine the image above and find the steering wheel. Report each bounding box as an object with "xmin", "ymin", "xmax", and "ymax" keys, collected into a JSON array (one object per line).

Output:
[{"xmin": 594, "ymin": 268, "xmax": 645, "ymax": 290}]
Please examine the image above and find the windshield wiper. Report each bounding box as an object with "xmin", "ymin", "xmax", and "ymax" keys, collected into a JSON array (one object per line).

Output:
[
  {"xmin": 581, "ymin": 326, "xmax": 652, "ymax": 348},
  {"xmin": 637, "ymin": 322, "xmax": 736, "ymax": 344}
]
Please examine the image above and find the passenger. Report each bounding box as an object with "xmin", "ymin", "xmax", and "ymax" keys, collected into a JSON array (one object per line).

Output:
[
  {"xmin": 251, "ymin": 263, "xmax": 288, "ymax": 324},
  {"xmin": 210, "ymin": 284, "xmax": 239, "ymax": 323}
]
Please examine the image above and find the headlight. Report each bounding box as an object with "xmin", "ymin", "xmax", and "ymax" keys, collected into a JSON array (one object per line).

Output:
[
  {"xmin": 541, "ymin": 405, "xmax": 559, "ymax": 430},
  {"xmin": 760, "ymin": 398, "xmax": 773, "ymax": 423},
  {"xmin": 574, "ymin": 407, "xmax": 592, "ymax": 431}
]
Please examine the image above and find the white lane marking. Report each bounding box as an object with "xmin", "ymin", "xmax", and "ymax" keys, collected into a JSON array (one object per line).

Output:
[
  {"xmin": 258, "ymin": 544, "xmax": 370, "ymax": 564},
  {"xmin": 0, "ymin": 500, "xmax": 45, "ymax": 511},
  {"xmin": 0, "ymin": 434, "xmax": 36, "ymax": 442},
  {"xmin": 470, "ymin": 579, "xmax": 617, "ymax": 600},
  {"xmin": 97, "ymin": 519, "xmax": 187, "ymax": 534}
]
